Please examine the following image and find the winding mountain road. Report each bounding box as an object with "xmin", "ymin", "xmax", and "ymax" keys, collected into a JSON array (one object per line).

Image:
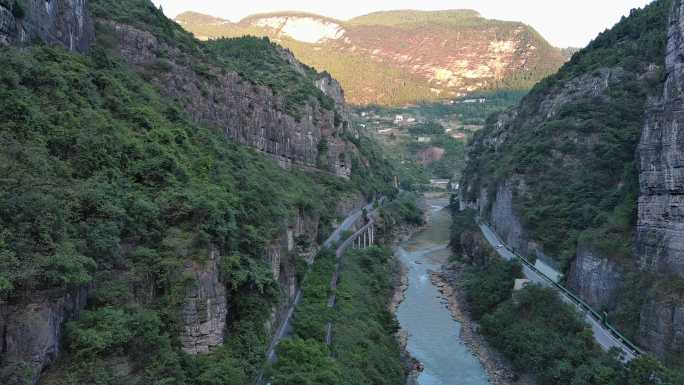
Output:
[{"xmin": 479, "ymin": 223, "xmax": 638, "ymax": 362}]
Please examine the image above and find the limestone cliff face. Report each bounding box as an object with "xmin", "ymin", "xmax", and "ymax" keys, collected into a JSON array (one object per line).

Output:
[
  {"xmin": 0, "ymin": 0, "xmax": 93, "ymax": 52},
  {"xmin": 566, "ymin": 243, "xmax": 622, "ymax": 311},
  {"xmin": 0, "ymin": 288, "xmax": 88, "ymax": 385},
  {"xmin": 635, "ymin": 0, "xmax": 684, "ymax": 359},
  {"xmin": 636, "ymin": 0, "xmax": 684, "ymax": 278},
  {"xmin": 180, "ymin": 250, "xmax": 227, "ymax": 355},
  {"xmin": 108, "ymin": 22, "xmax": 354, "ymax": 178},
  {"xmin": 638, "ymin": 297, "xmax": 684, "ymax": 360}
]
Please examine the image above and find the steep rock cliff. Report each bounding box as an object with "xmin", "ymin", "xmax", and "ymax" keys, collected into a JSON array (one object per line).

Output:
[
  {"xmin": 0, "ymin": 288, "xmax": 88, "ymax": 384},
  {"xmin": 105, "ymin": 21, "xmax": 354, "ymax": 178},
  {"xmin": 180, "ymin": 249, "xmax": 228, "ymax": 355},
  {"xmin": 638, "ymin": 294, "xmax": 684, "ymax": 360},
  {"xmin": 566, "ymin": 242, "xmax": 622, "ymax": 311},
  {"xmin": 460, "ymin": 66, "xmax": 626, "ymax": 263},
  {"xmin": 637, "ymin": 0, "xmax": 684, "ymax": 278},
  {"xmin": 0, "ymin": 0, "xmax": 93, "ymax": 51},
  {"xmin": 635, "ymin": 0, "xmax": 684, "ymax": 361}
]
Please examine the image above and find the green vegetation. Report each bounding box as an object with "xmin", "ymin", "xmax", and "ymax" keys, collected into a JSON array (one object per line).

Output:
[
  {"xmin": 177, "ymin": 10, "xmax": 565, "ymax": 106},
  {"xmin": 0, "ymin": 2, "xmax": 411, "ymax": 384},
  {"xmin": 463, "ymin": 0, "xmax": 671, "ymax": 266},
  {"xmin": 448, "ymin": 208, "xmax": 479, "ymax": 256},
  {"xmin": 451, "ymin": 207, "xmax": 684, "ymax": 385},
  {"xmin": 459, "ymin": 4, "xmax": 683, "ymax": 360},
  {"xmin": 346, "ymin": 133, "xmax": 404, "ymax": 198},
  {"xmin": 463, "ymin": 259, "xmax": 522, "ymax": 320},
  {"xmin": 205, "ymin": 37, "xmax": 335, "ymax": 119},
  {"xmin": 347, "ymin": 9, "xmax": 484, "ymax": 27},
  {"xmin": 421, "ymin": 91, "xmax": 528, "ymax": 125},
  {"xmin": 380, "ymin": 193, "xmax": 425, "ymax": 227},
  {"xmin": 0, "ymin": 41, "xmax": 365, "ymax": 383},
  {"xmin": 479, "ymin": 286, "xmax": 681, "ymax": 385},
  {"xmin": 357, "ymin": 90, "xmax": 525, "ymax": 183},
  {"xmin": 413, "ymin": 135, "xmax": 466, "ymax": 180},
  {"xmin": 0, "ymin": 0, "xmax": 410, "ymax": 376},
  {"xmin": 408, "ymin": 121, "xmax": 445, "ymax": 136},
  {"xmin": 91, "ymin": 0, "xmax": 336, "ymax": 119},
  {"xmin": 270, "ymin": 247, "xmax": 405, "ymax": 385}
]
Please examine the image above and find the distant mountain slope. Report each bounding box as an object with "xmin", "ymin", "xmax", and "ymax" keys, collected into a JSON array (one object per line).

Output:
[{"xmin": 176, "ymin": 10, "xmax": 568, "ymax": 106}]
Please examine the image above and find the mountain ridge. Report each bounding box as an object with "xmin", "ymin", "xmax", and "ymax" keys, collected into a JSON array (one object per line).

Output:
[{"xmin": 176, "ymin": 9, "xmax": 569, "ymax": 105}]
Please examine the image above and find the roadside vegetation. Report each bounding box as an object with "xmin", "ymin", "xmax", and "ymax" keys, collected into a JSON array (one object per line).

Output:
[{"xmin": 450, "ymin": 209, "xmax": 684, "ymax": 385}]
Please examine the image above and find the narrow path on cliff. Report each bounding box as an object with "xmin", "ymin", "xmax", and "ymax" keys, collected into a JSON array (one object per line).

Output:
[
  {"xmin": 478, "ymin": 223, "xmax": 639, "ymax": 362},
  {"xmin": 254, "ymin": 199, "xmax": 377, "ymax": 385}
]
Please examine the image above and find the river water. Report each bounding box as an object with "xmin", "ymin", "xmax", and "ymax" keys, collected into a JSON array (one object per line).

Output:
[{"xmin": 396, "ymin": 197, "xmax": 491, "ymax": 385}]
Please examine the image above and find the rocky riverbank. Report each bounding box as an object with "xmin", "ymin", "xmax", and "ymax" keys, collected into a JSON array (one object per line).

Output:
[{"xmin": 431, "ymin": 263, "xmax": 536, "ymax": 385}]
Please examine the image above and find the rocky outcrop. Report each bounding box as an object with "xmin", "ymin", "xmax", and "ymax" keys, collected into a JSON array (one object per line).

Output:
[
  {"xmin": 180, "ymin": 250, "xmax": 228, "ymax": 355},
  {"xmin": 108, "ymin": 22, "xmax": 354, "ymax": 178},
  {"xmin": 0, "ymin": 288, "xmax": 88, "ymax": 385},
  {"xmin": 0, "ymin": 0, "xmax": 93, "ymax": 52},
  {"xmin": 179, "ymin": 195, "xmax": 364, "ymax": 355},
  {"xmin": 636, "ymin": 0, "xmax": 684, "ymax": 278},
  {"xmin": 638, "ymin": 296, "xmax": 684, "ymax": 360},
  {"xmin": 567, "ymin": 243, "xmax": 622, "ymax": 311},
  {"xmin": 461, "ymin": 181, "xmax": 556, "ymax": 264}
]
